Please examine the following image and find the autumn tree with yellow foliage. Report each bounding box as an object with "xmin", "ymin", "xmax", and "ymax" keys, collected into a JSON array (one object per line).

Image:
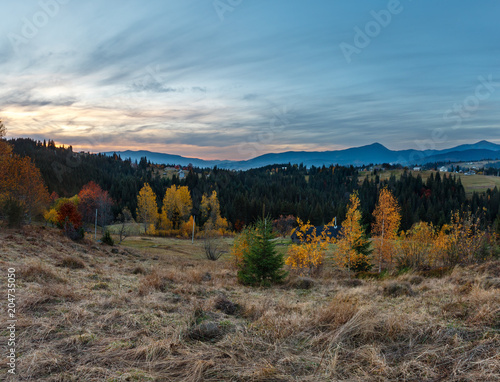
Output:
[
  {"xmin": 436, "ymin": 210, "xmax": 487, "ymax": 266},
  {"xmin": 160, "ymin": 185, "xmax": 192, "ymax": 230},
  {"xmin": 372, "ymin": 187, "xmax": 401, "ymax": 272},
  {"xmin": 200, "ymin": 191, "xmax": 228, "ymax": 234},
  {"xmin": 335, "ymin": 192, "xmax": 372, "ymax": 273},
  {"xmin": 136, "ymin": 183, "xmax": 159, "ymax": 234},
  {"xmin": 397, "ymin": 222, "xmax": 437, "ymax": 270},
  {"xmin": 231, "ymin": 225, "xmax": 254, "ymax": 268},
  {"xmin": 286, "ymin": 218, "xmax": 336, "ymax": 276}
]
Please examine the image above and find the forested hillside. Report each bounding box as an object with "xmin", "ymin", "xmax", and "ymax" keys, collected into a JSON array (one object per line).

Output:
[{"xmin": 9, "ymin": 138, "xmax": 500, "ymax": 231}]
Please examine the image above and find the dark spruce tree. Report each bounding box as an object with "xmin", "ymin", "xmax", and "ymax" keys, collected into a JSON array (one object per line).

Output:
[{"xmin": 238, "ymin": 218, "xmax": 288, "ymax": 286}]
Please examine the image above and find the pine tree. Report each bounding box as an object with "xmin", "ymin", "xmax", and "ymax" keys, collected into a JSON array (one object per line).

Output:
[{"xmin": 237, "ymin": 218, "xmax": 288, "ymax": 286}]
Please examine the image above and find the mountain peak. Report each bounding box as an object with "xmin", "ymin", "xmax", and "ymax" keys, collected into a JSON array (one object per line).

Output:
[{"xmin": 105, "ymin": 140, "xmax": 500, "ymax": 170}]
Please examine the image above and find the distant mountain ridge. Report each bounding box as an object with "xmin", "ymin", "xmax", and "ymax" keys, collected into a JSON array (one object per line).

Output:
[{"xmin": 103, "ymin": 140, "xmax": 500, "ymax": 170}]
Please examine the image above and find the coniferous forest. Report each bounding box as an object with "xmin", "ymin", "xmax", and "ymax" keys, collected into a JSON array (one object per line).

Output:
[{"xmin": 9, "ymin": 137, "xmax": 500, "ymax": 232}]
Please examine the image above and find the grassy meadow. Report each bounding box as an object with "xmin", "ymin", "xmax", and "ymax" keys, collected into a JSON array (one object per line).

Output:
[
  {"xmin": 359, "ymin": 169, "xmax": 500, "ymax": 196},
  {"xmin": 1, "ymin": 226, "xmax": 499, "ymax": 381}
]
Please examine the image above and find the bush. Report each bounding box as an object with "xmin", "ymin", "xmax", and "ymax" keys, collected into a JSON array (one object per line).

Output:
[
  {"xmin": 101, "ymin": 230, "xmax": 114, "ymax": 246},
  {"xmin": 237, "ymin": 218, "xmax": 288, "ymax": 286},
  {"xmin": 64, "ymin": 224, "xmax": 85, "ymax": 241},
  {"xmin": 203, "ymin": 232, "xmax": 224, "ymax": 261}
]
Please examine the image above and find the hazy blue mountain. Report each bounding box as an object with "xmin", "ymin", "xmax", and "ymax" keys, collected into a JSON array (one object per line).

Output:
[
  {"xmin": 104, "ymin": 141, "xmax": 500, "ymax": 170},
  {"xmin": 423, "ymin": 149, "xmax": 500, "ymax": 164},
  {"xmin": 438, "ymin": 140, "xmax": 500, "ymax": 153}
]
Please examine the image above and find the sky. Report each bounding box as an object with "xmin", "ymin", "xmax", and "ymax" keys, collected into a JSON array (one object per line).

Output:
[{"xmin": 1, "ymin": 0, "xmax": 499, "ymax": 160}]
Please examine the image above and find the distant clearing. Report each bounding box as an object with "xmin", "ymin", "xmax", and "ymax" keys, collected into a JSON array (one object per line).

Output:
[{"xmin": 360, "ymin": 169, "xmax": 500, "ymax": 196}]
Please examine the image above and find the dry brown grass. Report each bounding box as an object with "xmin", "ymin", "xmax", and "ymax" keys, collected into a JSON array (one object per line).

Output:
[{"xmin": 2, "ymin": 226, "xmax": 499, "ymax": 381}]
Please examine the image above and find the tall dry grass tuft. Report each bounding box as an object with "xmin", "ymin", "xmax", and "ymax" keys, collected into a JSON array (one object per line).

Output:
[
  {"xmin": 314, "ymin": 294, "xmax": 359, "ymax": 331},
  {"xmin": 19, "ymin": 260, "xmax": 67, "ymax": 284},
  {"xmin": 58, "ymin": 255, "xmax": 86, "ymax": 269},
  {"xmin": 466, "ymin": 285, "xmax": 500, "ymax": 327},
  {"xmin": 138, "ymin": 269, "xmax": 173, "ymax": 295}
]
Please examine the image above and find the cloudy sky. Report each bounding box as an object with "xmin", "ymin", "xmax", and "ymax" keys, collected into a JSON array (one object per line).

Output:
[{"xmin": 1, "ymin": 0, "xmax": 499, "ymax": 160}]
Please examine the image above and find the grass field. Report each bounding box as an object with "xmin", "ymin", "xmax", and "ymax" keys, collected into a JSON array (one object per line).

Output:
[
  {"xmin": 1, "ymin": 227, "xmax": 499, "ymax": 381},
  {"xmin": 359, "ymin": 169, "xmax": 500, "ymax": 196}
]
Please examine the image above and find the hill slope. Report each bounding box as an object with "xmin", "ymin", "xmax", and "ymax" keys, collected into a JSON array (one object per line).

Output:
[{"xmin": 3, "ymin": 226, "xmax": 499, "ymax": 381}]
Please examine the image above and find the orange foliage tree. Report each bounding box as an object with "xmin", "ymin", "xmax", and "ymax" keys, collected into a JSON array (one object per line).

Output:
[
  {"xmin": 56, "ymin": 201, "xmax": 83, "ymax": 239},
  {"xmin": 372, "ymin": 187, "xmax": 401, "ymax": 272},
  {"xmin": 0, "ymin": 138, "xmax": 49, "ymax": 225},
  {"xmin": 56, "ymin": 201, "xmax": 82, "ymax": 229},
  {"xmin": 286, "ymin": 218, "xmax": 336, "ymax": 275},
  {"xmin": 78, "ymin": 181, "xmax": 113, "ymax": 230}
]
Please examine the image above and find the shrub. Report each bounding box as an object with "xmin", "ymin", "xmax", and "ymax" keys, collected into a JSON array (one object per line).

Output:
[
  {"xmin": 286, "ymin": 218, "xmax": 334, "ymax": 276},
  {"xmin": 203, "ymin": 231, "xmax": 224, "ymax": 261},
  {"xmin": 101, "ymin": 230, "xmax": 114, "ymax": 246},
  {"xmin": 231, "ymin": 226, "xmax": 254, "ymax": 268}
]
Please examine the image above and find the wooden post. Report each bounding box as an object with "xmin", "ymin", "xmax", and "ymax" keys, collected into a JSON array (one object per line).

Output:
[{"xmin": 192, "ymin": 215, "xmax": 195, "ymax": 244}]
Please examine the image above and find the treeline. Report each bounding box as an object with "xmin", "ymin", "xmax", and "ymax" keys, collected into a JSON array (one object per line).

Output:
[{"xmin": 8, "ymin": 138, "xmax": 500, "ymax": 231}]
